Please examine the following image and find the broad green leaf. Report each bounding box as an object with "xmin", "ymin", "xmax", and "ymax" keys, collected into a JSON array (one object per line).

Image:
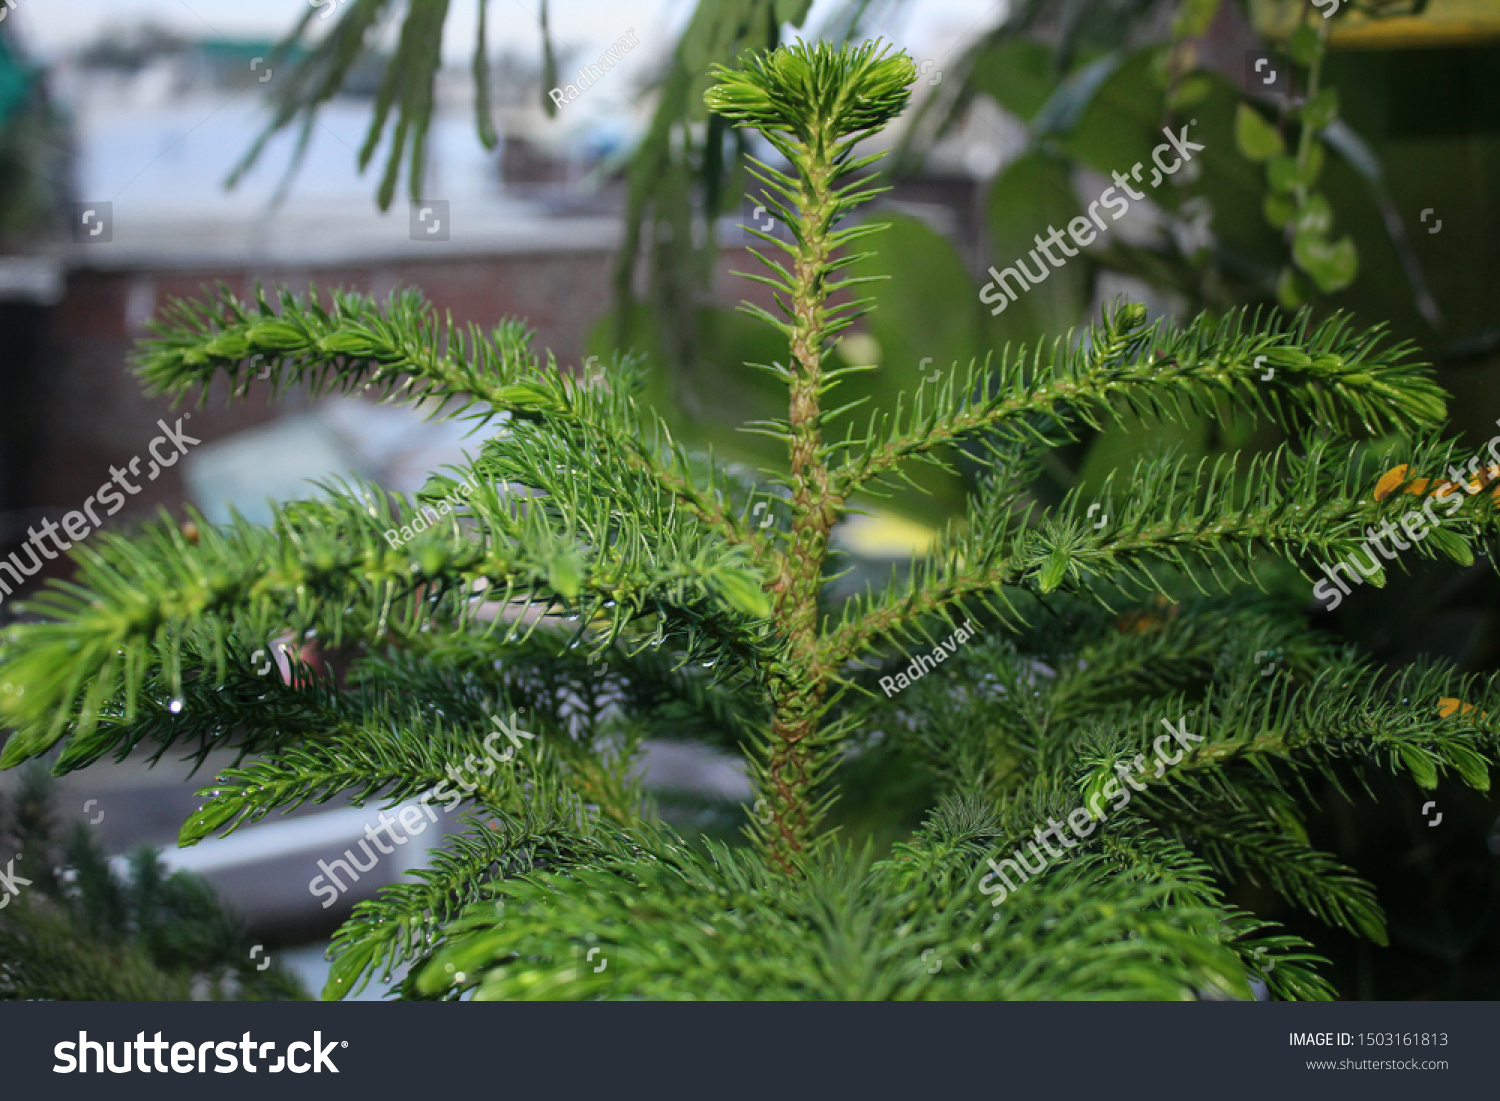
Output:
[
  {"xmin": 1293, "ymin": 193, "xmax": 1334, "ymax": 237},
  {"xmin": 1302, "ymin": 88, "xmax": 1339, "ymax": 131},
  {"xmin": 967, "ymin": 40, "xmax": 1059, "ymax": 123},
  {"xmin": 1055, "ymin": 51, "xmax": 1160, "ymax": 178},
  {"xmin": 1290, "ymin": 25, "xmax": 1321, "ymax": 66},
  {"xmin": 1235, "ymin": 103, "xmax": 1285, "ymax": 161},
  {"xmin": 1032, "ymin": 53, "xmax": 1128, "ymax": 140},
  {"xmin": 841, "ymin": 213, "xmax": 985, "ymax": 522},
  {"xmin": 1171, "ymin": 0, "xmax": 1221, "ymax": 39},
  {"xmin": 1305, "ymin": 139, "xmax": 1325, "ymax": 185},
  {"xmin": 1294, "ymin": 232, "xmax": 1358, "ymax": 293},
  {"xmin": 851, "ymin": 214, "xmax": 985, "ymax": 396},
  {"xmin": 1277, "ymin": 266, "xmax": 1311, "ymax": 308},
  {"xmin": 774, "ymin": 0, "xmax": 812, "ymax": 24},
  {"xmin": 1267, "ymin": 154, "xmax": 1301, "ymax": 193},
  {"xmin": 1264, "ymin": 191, "xmax": 1296, "ymax": 229},
  {"xmin": 984, "ymin": 152, "xmax": 1091, "ymax": 346},
  {"xmin": 1167, "ymin": 73, "xmax": 1214, "ymax": 111}
]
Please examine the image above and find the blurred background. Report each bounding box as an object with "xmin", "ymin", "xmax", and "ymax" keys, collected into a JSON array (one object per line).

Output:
[{"xmin": 0, "ymin": 0, "xmax": 1497, "ymax": 999}]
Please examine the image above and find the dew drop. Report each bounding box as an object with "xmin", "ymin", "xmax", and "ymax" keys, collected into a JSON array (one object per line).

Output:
[{"xmin": 168, "ymin": 699, "xmax": 185, "ymax": 714}]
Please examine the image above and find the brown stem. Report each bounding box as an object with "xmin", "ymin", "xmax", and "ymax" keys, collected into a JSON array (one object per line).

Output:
[{"xmin": 764, "ymin": 128, "xmax": 844, "ymax": 873}]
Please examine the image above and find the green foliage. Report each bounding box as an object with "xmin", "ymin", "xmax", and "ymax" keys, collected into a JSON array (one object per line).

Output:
[
  {"xmin": 230, "ymin": 0, "xmax": 479, "ymax": 210},
  {"xmin": 0, "ymin": 29, "xmax": 68, "ymax": 247},
  {"xmin": 704, "ymin": 39, "xmax": 915, "ymax": 142},
  {"xmin": 0, "ymin": 765, "xmax": 306, "ymax": 1000},
  {"xmin": 1, "ymin": 41, "xmax": 1497, "ymax": 1001}
]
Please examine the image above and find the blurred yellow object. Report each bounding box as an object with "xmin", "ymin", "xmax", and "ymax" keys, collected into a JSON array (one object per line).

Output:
[
  {"xmin": 838, "ymin": 332, "xmax": 882, "ymax": 367},
  {"xmin": 1250, "ymin": 0, "xmax": 1500, "ymax": 47},
  {"xmin": 1438, "ymin": 696, "xmax": 1487, "ymax": 719},
  {"xmin": 1372, "ymin": 463, "xmax": 1500, "ymax": 502},
  {"xmin": 836, "ymin": 512, "xmax": 940, "ymax": 557}
]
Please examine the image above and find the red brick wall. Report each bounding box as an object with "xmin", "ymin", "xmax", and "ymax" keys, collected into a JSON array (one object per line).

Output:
[{"xmin": 29, "ymin": 249, "xmax": 613, "ymax": 513}]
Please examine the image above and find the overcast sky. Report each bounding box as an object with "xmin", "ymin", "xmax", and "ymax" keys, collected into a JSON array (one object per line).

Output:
[{"xmin": 9, "ymin": 0, "xmax": 1010, "ymax": 69}]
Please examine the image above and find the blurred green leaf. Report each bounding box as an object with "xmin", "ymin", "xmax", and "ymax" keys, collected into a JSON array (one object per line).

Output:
[
  {"xmin": 1236, "ymin": 103, "xmax": 1285, "ymax": 162},
  {"xmin": 1055, "ymin": 51, "xmax": 1160, "ymax": 178},
  {"xmin": 1305, "ymin": 139, "xmax": 1325, "ymax": 186},
  {"xmin": 1293, "ymin": 232, "xmax": 1358, "ymax": 293},
  {"xmin": 1277, "ymin": 266, "xmax": 1311, "ymax": 307},
  {"xmin": 1264, "ymin": 191, "xmax": 1296, "ymax": 229},
  {"xmin": 1171, "ymin": 0, "xmax": 1221, "ymax": 39},
  {"xmin": 851, "ymin": 215, "xmax": 985, "ymax": 385},
  {"xmin": 1167, "ymin": 73, "xmax": 1213, "ymax": 112},
  {"xmin": 1293, "ymin": 193, "xmax": 1334, "ymax": 237},
  {"xmin": 967, "ymin": 40, "xmax": 1060, "ymax": 123},
  {"xmin": 985, "ymin": 152, "xmax": 1091, "ymax": 346},
  {"xmin": 1268, "ymin": 154, "xmax": 1301, "ymax": 193},
  {"xmin": 1290, "ymin": 25, "xmax": 1321, "ymax": 67},
  {"xmin": 1303, "ymin": 88, "xmax": 1339, "ymax": 132}
]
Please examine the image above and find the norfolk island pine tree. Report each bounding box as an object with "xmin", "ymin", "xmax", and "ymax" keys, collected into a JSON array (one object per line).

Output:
[{"xmin": 0, "ymin": 41, "xmax": 1496, "ymax": 1001}]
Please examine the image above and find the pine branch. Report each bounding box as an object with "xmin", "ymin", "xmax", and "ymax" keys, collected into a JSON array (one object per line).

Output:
[
  {"xmin": 327, "ymin": 810, "xmax": 613, "ymax": 1000},
  {"xmin": 0, "ymin": 477, "xmax": 770, "ymax": 767},
  {"xmin": 136, "ymin": 284, "xmax": 775, "ymax": 555},
  {"xmin": 225, "ymin": 0, "xmax": 467, "ymax": 211},
  {"xmin": 1091, "ymin": 825, "xmax": 1336, "ymax": 999},
  {"xmin": 175, "ymin": 713, "xmax": 546, "ymax": 846},
  {"xmin": 1157, "ymin": 799, "xmax": 1386, "ymax": 944},
  {"xmin": 413, "ymin": 837, "xmax": 1255, "ymax": 1000},
  {"xmin": 833, "ymin": 303, "xmax": 1445, "ymax": 501}
]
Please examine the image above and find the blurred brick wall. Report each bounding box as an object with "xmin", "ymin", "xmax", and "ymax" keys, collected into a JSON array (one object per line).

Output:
[{"xmin": 6, "ymin": 248, "xmax": 615, "ymax": 599}]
